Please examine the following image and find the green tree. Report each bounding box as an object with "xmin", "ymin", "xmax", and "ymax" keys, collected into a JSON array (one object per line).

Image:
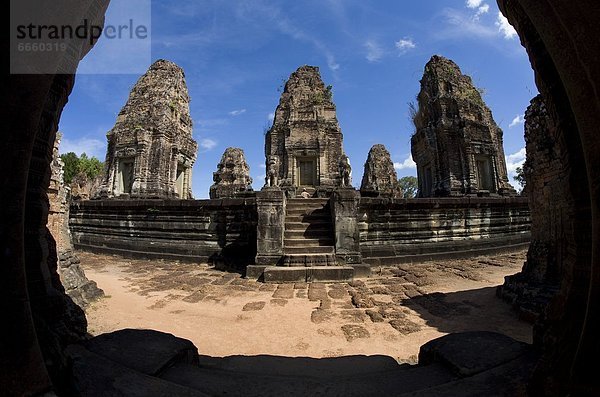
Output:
[
  {"xmin": 60, "ymin": 152, "xmax": 104, "ymax": 184},
  {"xmin": 60, "ymin": 152, "xmax": 79, "ymax": 184},
  {"xmin": 513, "ymin": 166, "xmax": 526, "ymax": 190},
  {"xmin": 78, "ymin": 152, "xmax": 104, "ymax": 180},
  {"xmin": 398, "ymin": 176, "xmax": 418, "ymax": 198}
]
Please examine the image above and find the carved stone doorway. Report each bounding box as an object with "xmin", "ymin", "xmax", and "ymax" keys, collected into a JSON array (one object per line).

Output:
[{"xmin": 297, "ymin": 158, "xmax": 317, "ymax": 186}]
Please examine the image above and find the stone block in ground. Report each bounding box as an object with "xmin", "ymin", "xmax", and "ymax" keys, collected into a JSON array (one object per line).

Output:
[
  {"xmin": 83, "ymin": 328, "xmax": 199, "ymax": 376},
  {"xmin": 307, "ymin": 266, "xmax": 354, "ymax": 282},
  {"xmin": 418, "ymin": 331, "xmax": 530, "ymax": 377},
  {"xmin": 245, "ymin": 265, "xmax": 266, "ymax": 280},
  {"xmin": 264, "ymin": 267, "xmax": 307, "ymax": 283}
]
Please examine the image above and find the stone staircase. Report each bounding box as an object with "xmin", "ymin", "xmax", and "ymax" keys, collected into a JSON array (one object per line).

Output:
[
  {"xmin": 283, "ymin": 198, "xmax": 335, "ymax": 264},
  {"xmin": 262, "ymin": 198, "xmax": 353, "ymax": 283}
]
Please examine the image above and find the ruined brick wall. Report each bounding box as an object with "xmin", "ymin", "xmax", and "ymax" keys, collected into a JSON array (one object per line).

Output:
[
  {"xmin": 48, "ymin": 134, "xmax": 104, "ymax": 310},
  {"xmin": 70, "ymin": 199, "xmax": 258, "ymax": 268},
  {"xmin": 498, "ymin": 96, "xmax": 565, "ymax": 321},
  {"xmin": 359, "ymin": 197, "xmax": 530, "ymax": 264}
]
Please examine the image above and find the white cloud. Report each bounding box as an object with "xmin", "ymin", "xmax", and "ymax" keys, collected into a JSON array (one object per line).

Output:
[
  {"xmin": 267, "ymin": 112, "xmax": 275, "ymax": 121},
  {"xmin": 466, "ymin": 0, "xmax": 483, "ymax": 8},
  {"xmin": 364, "ymin": 40, "xmax": 384, "ymax": 62},
  {"xmin": 59, "ymin": 137, "xmax": 106, "ymax": 160},
  {"xmin": 496, "ymin": 12, "xmax": 518, "ymax": 39},
  {"xmin": 228, "ymin": 109, "xmax": 246, "ymax": 116},
  {"xmin": 394, "ymin": 154, "xmax": 416, "ymax": 170},
  {"xmin": 505, "ymin": 147, "xmax": 526, "ymax": 183},
  {"xmin": 199, "ymin": 138, "xmax": 217, "ymax": 151},
  {"xmin": 509, "ymin": 114, "xmax": 525, "ymax": 128},
  {"xmin": 475, "ymin": 4, "xmax": 489, "ymax": 18},
  {"xmin": 326, "ymin": 54, "xmax": 340, "ymax": 71},
  {"xmin": 259, "ymin": 163, "xmax": 266, "ymax": 169},
  {"xmin": 395, "ymin": 38, "xmax": 416, "ymax": 54}
]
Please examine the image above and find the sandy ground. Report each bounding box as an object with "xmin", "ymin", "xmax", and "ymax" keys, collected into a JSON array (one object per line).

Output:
[{"xmin": 80, "ymin": 250, "xmax": 531, "ymax": 363}]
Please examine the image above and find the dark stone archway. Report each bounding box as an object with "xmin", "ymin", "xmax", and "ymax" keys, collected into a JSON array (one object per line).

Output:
[{"xmin": 2, "ymin": 0, "xmax": 598, "ymax": 395}]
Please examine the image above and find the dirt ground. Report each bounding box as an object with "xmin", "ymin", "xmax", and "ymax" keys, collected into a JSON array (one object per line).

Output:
[{"xmin": 80, "ymin": 250, "xmax": 531, "ymax": 363}]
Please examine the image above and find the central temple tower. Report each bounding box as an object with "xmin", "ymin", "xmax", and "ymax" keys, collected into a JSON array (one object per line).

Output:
[{"xmin": 264, "ymin": 65, "xmax": 347, "ymax": 196}]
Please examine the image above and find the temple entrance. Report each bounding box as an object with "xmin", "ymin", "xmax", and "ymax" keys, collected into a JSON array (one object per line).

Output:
[
  {"xmin": 118, "ymin": 159, "xmax": 134, "ymax": 195},
  {"xmin": 175, "ymin": 165, "xmax": 185, "ymax": 197},
  {"xmin": 476, "ymin": 156, "xmax": 494, "ymax": 192},
  {"xmin": 297, "ymin": 158, "xmax": 317, "ymax": 186}
]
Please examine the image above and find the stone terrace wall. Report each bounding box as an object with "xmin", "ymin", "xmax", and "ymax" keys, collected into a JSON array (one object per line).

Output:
[
  {"xmin": 359, "ymin": 197, "xmax": 530, "ymax": 265},
  {"xmin": 70, "ymin": 199, "xmax": 257, "ymax": 267},
  {"xmin": 70, "ymin": 197, "xmax": 529, "ymax": 269}
]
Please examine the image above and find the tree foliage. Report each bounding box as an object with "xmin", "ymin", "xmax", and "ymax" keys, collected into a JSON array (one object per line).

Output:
[
  {"xmin": 60, "ymin": 152, "xmax": 104, "ymax": 184},
  {"xmin": 398, "ymin": 176, "xmax": 418, "ymax": 198},
  {"xmin": 513, "ymin": 166, "xmax": 526, "ymax": 190}
]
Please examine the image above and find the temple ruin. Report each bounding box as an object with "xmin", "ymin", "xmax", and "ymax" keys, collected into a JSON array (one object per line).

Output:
[
  {"xmin": 7, "ymin": 0, "xmax": 600, "ymax": 393},
  {"xmin": 360, "ymin": 144, "xmax": 403, "ymax": 198},
  {"xmin": 411, "ymin": 55, "xmax": 516, "ymax": 197},
  {"xmin": 264, "ymin": 65, "xmax": 348, "ymax": 197},
  {"xmin": 98, "ymin": 59, "xmax": 198, "ymax": 199},
  {"xmin": 209, "ymin": 147, "xmax": 253, "ymax": 199}
]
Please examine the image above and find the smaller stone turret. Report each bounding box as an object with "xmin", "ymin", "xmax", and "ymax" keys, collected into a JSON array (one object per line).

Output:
[
  {"xmin": 360, "ymin": 144, "xmax": 403, "ymax": 198},
  {"xmin": 209, "ymin": 147, "xmax": 253, "ymax": 199}
]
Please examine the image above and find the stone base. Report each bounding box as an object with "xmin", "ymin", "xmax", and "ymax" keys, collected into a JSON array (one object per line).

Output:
[
  {"xmin": 352, "ymin": 263, "xmax": 372, "ymax": 278},
  {"xmin": 263, "ymin": 266, "xmax": 354, "ymax": 283},
  {"xmin": 245, "ymin": 265, "xmax": 267, "ymax": 281}
]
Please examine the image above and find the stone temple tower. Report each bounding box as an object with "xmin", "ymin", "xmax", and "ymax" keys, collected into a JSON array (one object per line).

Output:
[
  {"xmin": 411, "ymin": 55, "xmax": 516, "ymax": 197},
  {"xmin": 99, "ymin": 59, "xmax": 198, "ymax": 199},
  {"xmin": 264, "ymin": 65, "xmax": 347, "ymax": 197}
]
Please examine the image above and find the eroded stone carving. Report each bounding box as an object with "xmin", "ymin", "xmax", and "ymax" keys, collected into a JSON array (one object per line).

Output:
[
  {"xmin": 98, "ymin": 59, "xmax": 198, "ymax": 199},
  {"xmin": 360, "ymin": 144, "xmax": 403, "ymax": 198},
  {"xmin": 339, "ymin": 154, "xmax": 352, "ymax": 188},
  {"xmin": 264, "ymin": 65, "xmax": 347, "ymax": 196},
  {"xmin": 411, "ymin": 55, "xmax": 516, "ymax": 197},
  {"xmin": 209, "ymin": 147, "xmax": 253, "ymax": 199}
]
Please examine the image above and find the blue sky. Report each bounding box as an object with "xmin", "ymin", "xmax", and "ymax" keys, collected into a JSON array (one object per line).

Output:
[{"xmin": 59, "ymin": 0, "xmax": 535, "ymax": 198}]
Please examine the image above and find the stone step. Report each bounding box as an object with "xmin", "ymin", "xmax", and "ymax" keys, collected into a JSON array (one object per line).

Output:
[
  {"xmin": 263, "ymin": 265, "xmax": 354, "ymax": 283},
  {"xmin": 287, "ymin": 198, "xmax": 329, "ymax": 205},
  {"xmin": 284, "ymin": 238, "xmax": 335, "ymax": 247},
  {"xmin": 284, "ymin": 229, "xmax": 332, "ymax": 239},
  {"xmin": 284, "ymin": 214, "xmax": 331, "ymax": 223},
  {"xmin": 285, "ymin": 207, "xmax": 329, "ymax": 216},
  {"xmin": 282, "ymin": 253, "xmax": 337, "ymax": 267},
  {"xmin": 285, "ymin": 246, "xmax": 335, "ymax": 255},
  {"xmin": 285, "ymin": 221, "xmax": 331, "ymax": 230}
]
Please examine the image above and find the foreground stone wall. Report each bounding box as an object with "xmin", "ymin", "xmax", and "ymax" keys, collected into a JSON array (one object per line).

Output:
[
  {"xmin": 70, "ymin": 199, "xmax": 257, "ymax": 267},
  {"xmin": 359, "ymin": 197, "xmax": 530, "ymax": 265}
]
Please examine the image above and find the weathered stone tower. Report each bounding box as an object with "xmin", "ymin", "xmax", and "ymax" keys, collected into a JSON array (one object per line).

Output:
[
  {"xmin": 411, "ymin": 55, "xmax": 515, "ymax": 197},
  {"xmin": 264, "ymin": 65, "xmax": 347, "ymax": 196},
  {"xmin": 99, "ymin": 59, "xmax": 198, "ymax": 199},
  {"xmin": 209, "ymin": 147, "xmax": 253, "ymax": 199},
  {"xmin": 360, "ymin": 144, "xmax": 403, "ymax": 198}
]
